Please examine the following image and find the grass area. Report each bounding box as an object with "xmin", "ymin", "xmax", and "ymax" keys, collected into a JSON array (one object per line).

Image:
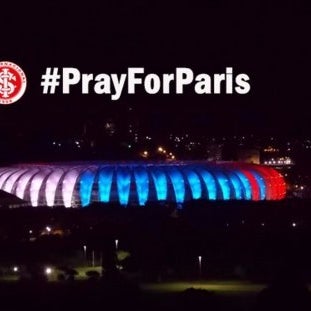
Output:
[
  {"xmin": 45, "ymin": 265, "xmax": 102, "ymax": 281},
  {"xmin": 0, "ymin": 265, "xmax": 103, "ymax": 282},
  {"xmin": 74, "ymin": 266, "xmax": 102, "ymax": 280},
  {"xmin": 0, "ymin": 274, "xmax": 19, "ymax": 282},
  {"xmin": 141, "ymin": 280, "xmax": 266, "ymax": 296}
]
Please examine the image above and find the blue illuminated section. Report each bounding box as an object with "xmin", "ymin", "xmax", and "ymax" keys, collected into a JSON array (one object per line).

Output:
[
  {"xmin": 197, "ymin": 169, "xmax": 217, "ymax": 200},
  {"xmin": 225, "ymin": 172, "xmax": 243, "ymax": 200},
  {"xmin": 213, "ymin": 171, "xmax": 230, "ymax": 200},
  {"xmin": 234, "ymin": 171, "xmax": 252, "ymax": 200},
  {"xmin": 79, "ymin": 170, "xmax": 95, "ymax": 207},
  {"xmin": 134, "ymin": 167, "xmax": 149, "ymax": 206},
  {"xmin": 168, "ymin": 168, "xmax": 185, "ymax": 203},
  {"xmin": 251, "ymin": 171, "xmax": 266, "ymax": 200},
  {"xmin": 116, "ymin": 168, "xmax": 131, "ymax": 206},
  {"xmin": 98, "ymin": 167, "xmax": 113, "ymax": 203},
  {"xmin": 184, "ymin": 169, "xmax": 202, "ymax": 200},
  {"xmin": 150, "ymin": 168, "xmax": 167, "ymax": 200}
]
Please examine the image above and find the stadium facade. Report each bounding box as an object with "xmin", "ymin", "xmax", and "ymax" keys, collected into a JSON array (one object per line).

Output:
[{"xmin": 0, "ymin": 162, "xmax": 286, "ymax": 207}]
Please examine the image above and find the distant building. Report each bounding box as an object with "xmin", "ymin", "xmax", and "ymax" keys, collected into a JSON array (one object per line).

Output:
[
  {"xmin": 263, "ymin": 156, "xmax": 294, "ymax": 168},
  {"xmin": 206, "ymin": 144, "xmax": 223, "ymax": 161},
  {"xmin": 237, "ymin": 148, "xmax": 260, "ymax": 164}
]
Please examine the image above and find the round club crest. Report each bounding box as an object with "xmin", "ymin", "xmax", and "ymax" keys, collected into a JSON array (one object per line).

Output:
[{"xmin": 0, "ymin": 61, "xmax": 27, "ymax": 104}]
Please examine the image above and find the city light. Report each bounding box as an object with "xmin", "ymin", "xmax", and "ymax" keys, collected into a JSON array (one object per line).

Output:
[
  {"xmin": 263, "ymin": 146, "xmax": 279, "ymax": 153},
  {"xmin": 46, "ymin": 226, "xmax": 51, "ymax": 232},
  {"xmin": 264, "ymin": 156, "xmax": 293, "ymax": 166},
  {"xmin": 141, "ymin": 150, "xmax": 149, "ymax": 158},
  {"xmin": 13, "ymin": 266, "xmax": 19, "ymax": 272},
  {"xmin": 157, "ymin": 146, "xmax": 175, "ymax": 160},
  {"xmin": 45, "ymin": 267, "xmax": 52, "ymax": 275}
]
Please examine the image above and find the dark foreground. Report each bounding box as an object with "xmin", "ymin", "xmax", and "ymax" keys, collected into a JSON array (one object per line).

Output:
[
  {"xmin": 0, "ymin": 279, "xmax": 310, "ymax": 311},
  {"xmin": 0, "ymin": 200, "xmax": 311, "ymax": 310}
]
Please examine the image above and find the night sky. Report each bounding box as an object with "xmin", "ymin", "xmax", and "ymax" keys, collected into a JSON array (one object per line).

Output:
[{"xmin": 1, "ymin": 1, "xmax": 310, "ymax": 140}]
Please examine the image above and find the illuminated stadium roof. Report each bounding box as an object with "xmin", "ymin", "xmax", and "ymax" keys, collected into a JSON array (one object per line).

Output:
[{"xmin": 0, "ymin": 162, "xmax": 286, "ymax": 207}]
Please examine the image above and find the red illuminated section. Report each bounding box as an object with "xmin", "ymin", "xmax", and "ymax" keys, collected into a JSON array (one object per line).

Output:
[
  {"xmin": 221, "ymin": 163, "xmax": 286, "ymax": 201},
  {"xmin": 266, "ymin": 167, "xmax": 286, "ymax": 200},
  {"xmin": 244, "ymin": 164, "xmax": 286, "ymax": 200}
]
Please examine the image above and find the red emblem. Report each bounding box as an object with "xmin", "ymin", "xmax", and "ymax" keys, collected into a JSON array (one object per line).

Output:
[{"xmin": 0, "ymin": 61, "xmax": 27, "ymax": 104}]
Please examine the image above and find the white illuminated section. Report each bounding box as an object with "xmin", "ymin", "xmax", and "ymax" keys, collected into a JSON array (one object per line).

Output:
[
  {"xmin": 30, "ymin": 171, "xmax": 50, "ymax": 207},
  {"xmin": 0, "ymin": 168, "xmax": 10, "ymax": 178},
  {"xmin": 62, "ymin": 169, "xmax": 80, "ymax": 207},
  {"xmin": 0, "ymin": 169, "xmax": 10, "ymax": 188},
  {"xmin": 15, "ymin": 169, "xmax": 39, "ymax": 199},
  {"xmin": 0, "ymin": 169, "xmax": 19, "ymax": 189},
  {"xmin": 45, "ymin": 169, "xmax": 64, "ymax": 207},
  {"xmin": 3, "ymin": 169, "xmax": 28, "ymax": 193}
]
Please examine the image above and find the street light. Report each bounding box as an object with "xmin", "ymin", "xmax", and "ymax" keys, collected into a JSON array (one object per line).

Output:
[
  {"xmin": 83, "ymin": 244, "xmax": 87, "ymax": 259},
  {"xmin": 92, "ymin": 250, "xmax": 95, "ymax": 267},
  {"xmin": 198, "ymin": 256, "xmax": 202, "ymax": 278},
  {"xmin": 45, "ymin": 267, "xmax": 52, "ymax": 275},
  {"xmin": 115, "ymin": 239, "xmax": 119, "ymax": 251}
]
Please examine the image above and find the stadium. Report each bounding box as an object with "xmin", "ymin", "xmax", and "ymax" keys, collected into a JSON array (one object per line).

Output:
[{"xmin": 0, "ymin": 162, "xmax": 286, "ymax": 208}]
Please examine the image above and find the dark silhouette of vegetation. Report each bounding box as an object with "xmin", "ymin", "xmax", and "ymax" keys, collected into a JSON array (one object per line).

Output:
[{"xmin": 255, "ymin": 268, "xmax": 311, "ymax": 311}]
